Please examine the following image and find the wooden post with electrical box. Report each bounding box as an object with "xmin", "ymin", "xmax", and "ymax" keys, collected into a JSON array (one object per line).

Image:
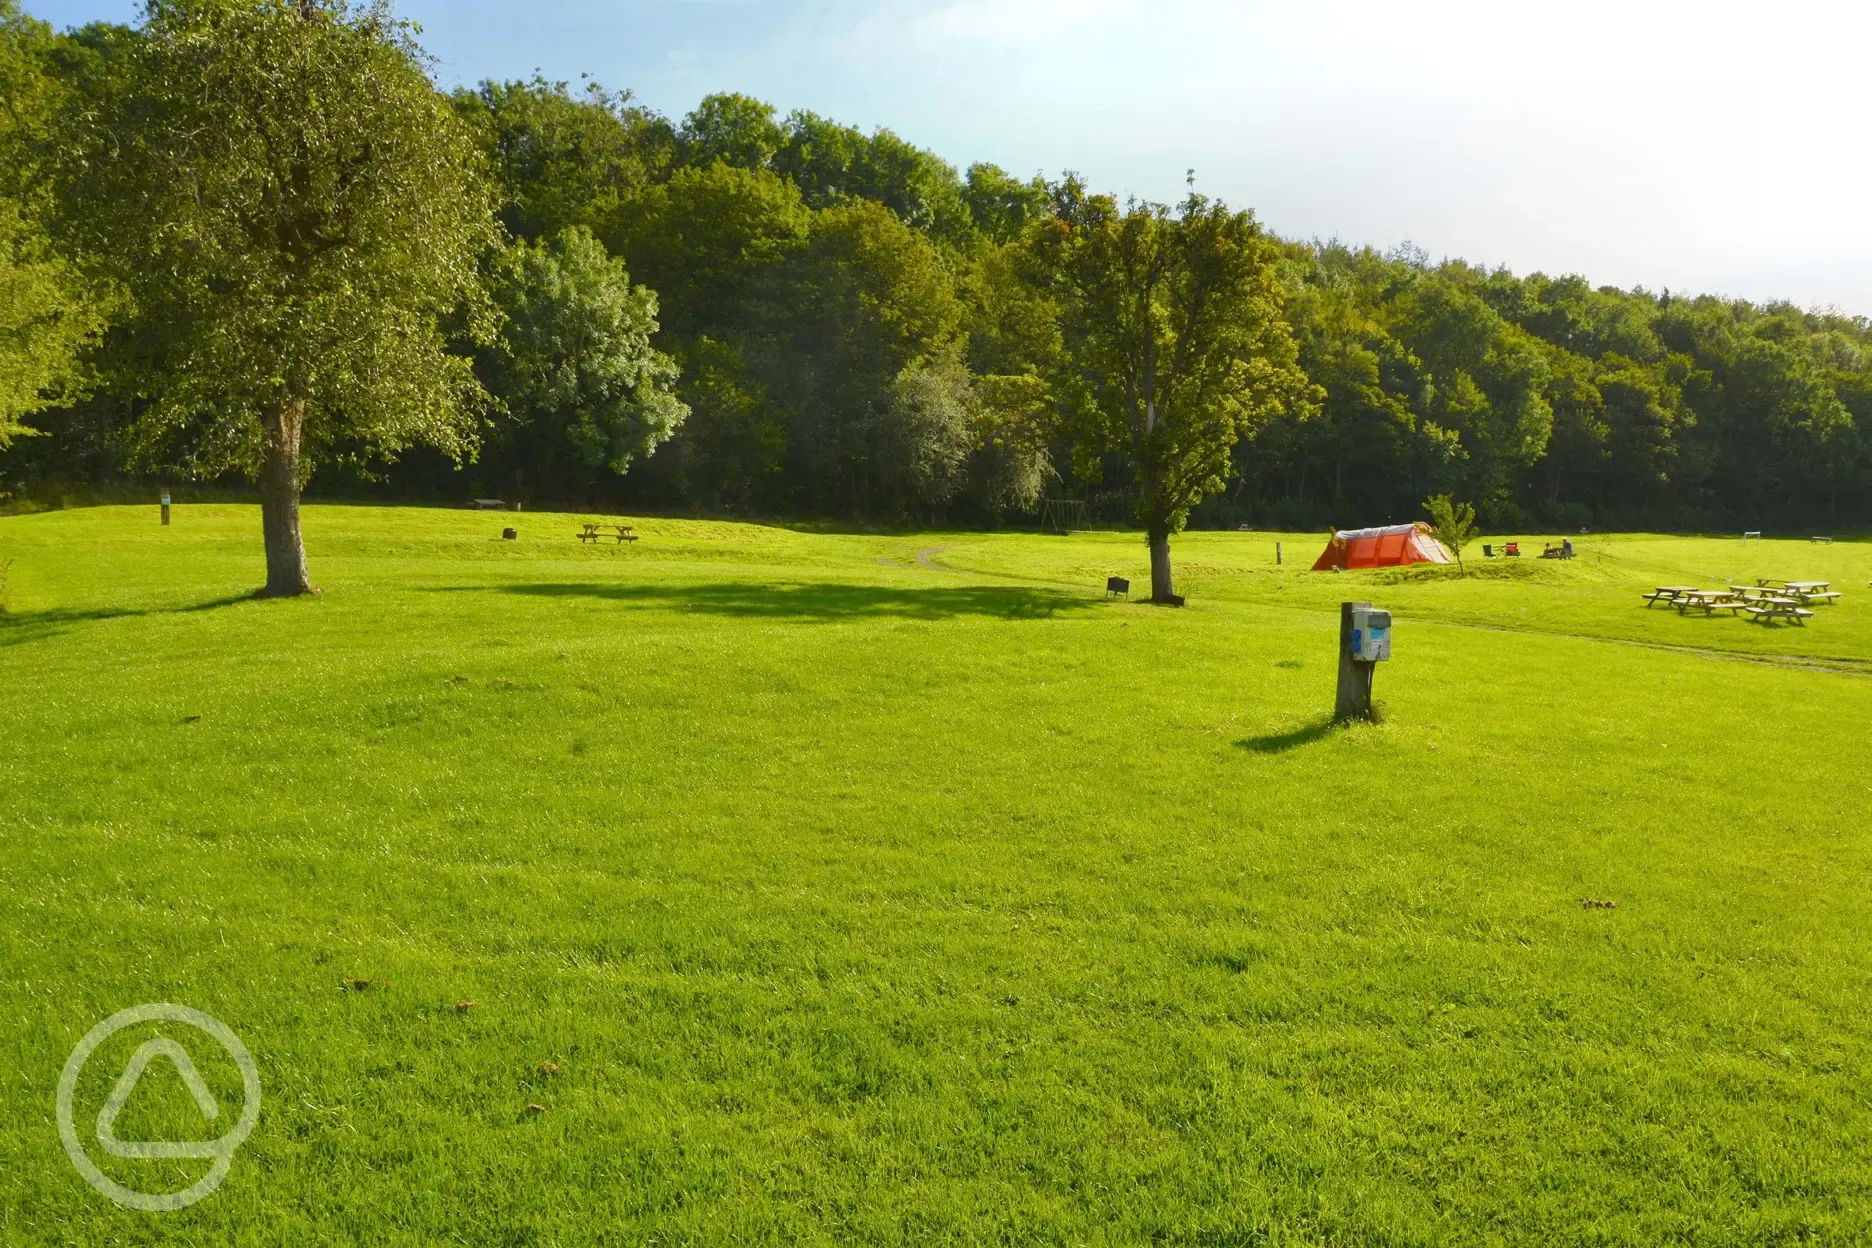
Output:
[{"xmin": 1335, "ymin": 601, "xmax": 1391, "ymax": 722}]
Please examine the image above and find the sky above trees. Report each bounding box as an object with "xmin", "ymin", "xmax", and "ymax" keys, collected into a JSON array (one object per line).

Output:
[{"xmin": 22, "ymin": 0, "xmax": 1872, "ymax": 314}]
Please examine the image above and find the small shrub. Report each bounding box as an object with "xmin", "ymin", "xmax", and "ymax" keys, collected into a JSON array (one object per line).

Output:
[{"xmin": 1423, "ymin": 495, "xmax": 1479, "ymax": 576}]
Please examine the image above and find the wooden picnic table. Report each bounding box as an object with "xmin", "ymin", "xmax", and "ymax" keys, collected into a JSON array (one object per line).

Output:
[
  {"xmin": 1642, "ymin": 586, "xmax": 1697, "ymax": 607},
  {"xmin": 1674, "ymin": 590, "xmax": 1748, "ymax": 616},
  {"xmin": 578, "ymin": 522, "xmax": 638, "ymax": 546},
  {"xmin": 1746, "ymin": 597, "xmax": 1813, "ymax": 625},
  {"xmin": 1758, "ymin": 580, "xmax": 1841, "ymax": 605}
]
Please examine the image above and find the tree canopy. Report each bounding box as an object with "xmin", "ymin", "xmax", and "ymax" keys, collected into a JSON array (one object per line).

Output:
[
  {"xmin": 0, "ymin": 1, "xmax": 102, "ymax": 446},
  {"xmin": 5, "ymin": 21, "xmax": 1869, "ymax": 545}
]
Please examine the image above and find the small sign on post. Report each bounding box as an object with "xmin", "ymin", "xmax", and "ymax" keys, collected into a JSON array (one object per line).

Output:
[
  {"xmin": 1335, "ymin": 601, "xmax": 1391, "ymax": 722},
  {"xmin": 160, "ymin": 491, "xmax": 171, "ymax": 527}
]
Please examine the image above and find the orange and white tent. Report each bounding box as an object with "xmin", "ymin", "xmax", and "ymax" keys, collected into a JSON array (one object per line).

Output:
[{"xmin": 1311, "ymin": 523, "xmax": 1453, "ymax": 570}]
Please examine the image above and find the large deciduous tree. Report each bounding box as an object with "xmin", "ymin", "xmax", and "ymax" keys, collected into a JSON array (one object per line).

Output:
[
  {"xmin": 479, "ymin": 227, "xmax": 688, "ymax": 504},
  {"xmin": 55, "ymin": 0, "xmax": 496, "ymax": 596},
  {"xmin": 1030, "ymin": 181, "xmax": 1315, "ymax": 603}
]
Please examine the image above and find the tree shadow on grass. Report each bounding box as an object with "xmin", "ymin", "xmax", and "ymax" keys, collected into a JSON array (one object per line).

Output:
[
  {"xmin": 430, "ymin": 581, "xmax": 1099, "ymax": 622},
  {"xmin": 0, "ymin": 594, "xmax": 252, "ymax": 648},
  {"xmin": 1236, "ymin": 717, "xmax": 1342, "ymax": 754}
]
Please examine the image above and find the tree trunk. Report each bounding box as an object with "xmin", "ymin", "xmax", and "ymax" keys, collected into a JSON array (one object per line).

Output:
[
  {"xmin": 1148, "ymin": 528, "xmax": 1176, "ymax": 604},
  {"xmin": 257, "ymin": 398, "xmax": 316, "ymax": 598}
]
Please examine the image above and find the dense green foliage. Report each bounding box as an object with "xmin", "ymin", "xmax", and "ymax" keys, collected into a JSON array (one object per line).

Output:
[
  {"xmin": 1250, "ymin": 246, "xmax": 1872, "ymax": 530},
  {"xmin": 480, "ymin": 227, "xmax": 687, "ymax": 497},
  {"xmin": 3, "ymin": 508, "xmax": 1869, "ymax": 1240},
  {"xmin": 49, "ymin": 0, "xmax": 495, "ymax": 482},
  {"xmin": 0, "ymin": 2, "xmax": 102, "ymax": 445},
  {"xmin": 2, "ymin": 14, "xmax": 1868, "ymax": 534}
]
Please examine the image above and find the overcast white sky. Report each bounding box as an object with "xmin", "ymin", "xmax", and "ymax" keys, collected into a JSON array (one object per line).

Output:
[{"xmin": 27, "ymin": 0, "xmax": 1872, "ymax": 313}]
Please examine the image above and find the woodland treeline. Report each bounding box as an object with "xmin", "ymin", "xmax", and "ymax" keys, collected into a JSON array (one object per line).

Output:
[{"xmin": 4, "ymin": 1, "xmax": 1869, "ymax": 535}]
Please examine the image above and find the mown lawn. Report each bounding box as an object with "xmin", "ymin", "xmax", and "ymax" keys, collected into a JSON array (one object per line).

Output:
[{"xmin": 2, "ymin": 505, "xmax": 1869, "ymax": 1245}]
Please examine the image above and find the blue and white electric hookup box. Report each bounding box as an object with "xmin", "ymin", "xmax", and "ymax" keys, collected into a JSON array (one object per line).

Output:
[{"xmin": 1350, "ymin": 607, "xmax": 1392, "ymax": 662}]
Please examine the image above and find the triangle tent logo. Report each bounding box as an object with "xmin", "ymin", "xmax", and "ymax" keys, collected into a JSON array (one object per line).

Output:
[{"xmin": 95, "ymin": 1037, "xmax": 224, "ymax": 1161}]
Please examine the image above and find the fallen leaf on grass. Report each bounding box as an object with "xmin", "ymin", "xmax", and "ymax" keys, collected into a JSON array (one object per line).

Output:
[
  {"xmin": 179, "ymin": 715, "xmax": 202, "ymax": 725},
  {"xmin": 342, "ymin": 978, "xmax": 385, "ymax": 992},
  {"xmin": 537, "ymin": 1061, "xmax": 559, "ymax": 1076},
  {"xmin": 525, "ymin": 1103, "xmax": 547, "ymax": 1114},
  {"xmin": 457, "ymin": 1000, "xmax": 477, "ymax": 1013}
]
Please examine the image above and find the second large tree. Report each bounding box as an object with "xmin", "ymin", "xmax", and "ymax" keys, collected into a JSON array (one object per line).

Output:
[{"xmin": 1030, "ymin": 182, "xmax": 1315, "ymax": 602}]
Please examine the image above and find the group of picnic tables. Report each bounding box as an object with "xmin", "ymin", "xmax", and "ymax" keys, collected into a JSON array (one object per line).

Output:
[{"xmin": 1643, "ymin": 579, "xmax": 1842, "ymax": 625}]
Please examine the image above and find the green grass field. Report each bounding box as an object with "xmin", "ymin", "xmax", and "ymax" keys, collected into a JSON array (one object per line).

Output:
[{"xmin": 3, "ymin": 505, "xmax": 1870, "ymax": 1245}]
